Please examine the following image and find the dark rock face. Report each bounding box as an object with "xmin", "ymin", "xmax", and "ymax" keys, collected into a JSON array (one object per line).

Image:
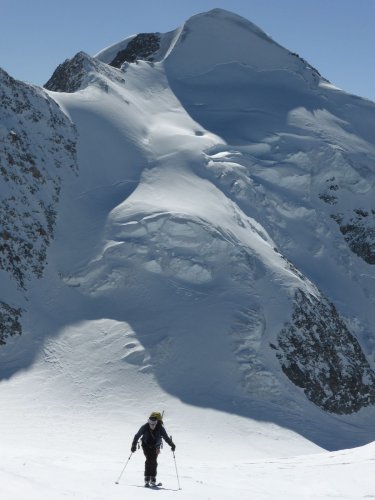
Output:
[
  {"xmin": 44, "ymin": 36, "xmax": 160, "ymax": 93},
  {"xmin": 331, "ymin": 210, "xmax": 375, "ymax": 265},
  {"xmin": 319, "ymin": 175, "xmax": 374, "ymax": 265},
  {"xmin": 109, "ymin": 33, "xmax": 160, "ymax": 68},
  {"xmin": 44, "ymin": 52, "xmax": 92, "ymax": 93},
  {"xmin": 0, "ymin": 68, "xmax": 77, "ymax": 343},
  {"xmin": 44, "ymin": 52, "xmax": 126, "ymax": 93},
  {"xmin": 319, "ymin": 177, "xmax": 339, "ymax": 205},
  {"xmin": 0, "ymin": 301, "xmax": 22, "ymax": 345},
  {"xmin": 274, "ymin": 289, "xmax": 375, "ymax": 414}
]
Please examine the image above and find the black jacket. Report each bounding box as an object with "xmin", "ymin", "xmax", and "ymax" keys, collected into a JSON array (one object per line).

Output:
[{"xmin": 132, "ymin": 422, "xmax": 173, "ymax": 449}]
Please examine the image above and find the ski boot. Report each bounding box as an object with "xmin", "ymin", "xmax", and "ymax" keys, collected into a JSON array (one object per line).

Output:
[{"xmin": 150, "ymin": 477, "xmax": 162, "ymax": 487}]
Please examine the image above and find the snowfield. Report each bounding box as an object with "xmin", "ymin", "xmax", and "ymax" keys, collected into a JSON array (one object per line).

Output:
[
  {"xmin": 1, "ymin": 343, "xmax": 375, "ymax": 499},
  {"xmin": 3, "ymin": 310, "xmax": 374, "ymax": 500},
  {"xmin": 1, "ymin": 8, "xmax": 375, "ymax": 499}
]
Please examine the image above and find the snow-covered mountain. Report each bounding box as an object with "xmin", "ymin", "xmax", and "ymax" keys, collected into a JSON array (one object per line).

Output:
[
  {"xmin": 1, "ymin": 8, "xmax": 375, "ymax": 499},
  {"xmin": 0, "ymin": 68, "xmax": 77, "ymax": 344}
]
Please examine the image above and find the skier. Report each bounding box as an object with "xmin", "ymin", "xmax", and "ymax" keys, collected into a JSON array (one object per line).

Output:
[{"xmin": 131, "ymin": 411, "xmax": 176, "ymax": 487}]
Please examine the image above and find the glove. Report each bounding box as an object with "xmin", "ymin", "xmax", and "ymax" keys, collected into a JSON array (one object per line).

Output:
[
  {"xmin": 171, "ymin": 443, "xmax": 176, "ymax": 452},
  {"xmin": 131, "ymin": 443, "xmax": 137, "ymax": 453}
]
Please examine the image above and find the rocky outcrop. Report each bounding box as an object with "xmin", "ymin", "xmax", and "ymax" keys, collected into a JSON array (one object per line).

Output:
[
  {"xmin": 0, "ymin": 68, "xmax": 77, "ymax": 342},
  {"xmin": 318, "ymin": 177, "xmax": 339, "ymax": 205},
  {"xmin": 44, "ymin": 52, "xmax": 126, "ymax": 93},
  {"xmin": 0, "ymin": 301, "xmax": 22, "ymax": 345},
  {"xmin": 273, "ymin": 289, "xmax": 375, "ymax": 414},
  {"xmin": 319, "ymin": 172, "xmax": 375, "ymax": 265},
  {"xmin": 109, "ymin": 33, "xmax": 160, "ymax": 68},
  {"xmin": 331, "ymin": 210, "xmax": 375, "ymax": 265},
  {"xmin": 44, "ymin": 52, "xmax": 91, "ymax": 93}
]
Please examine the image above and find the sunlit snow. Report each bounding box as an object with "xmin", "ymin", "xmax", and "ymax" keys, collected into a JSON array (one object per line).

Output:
[{"xmin": 1, "ymin": 8, "xmax": 375, "ymax": 500}]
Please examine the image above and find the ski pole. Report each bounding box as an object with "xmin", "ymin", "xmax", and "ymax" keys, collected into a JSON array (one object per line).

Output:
[
  {"xmin": 169, "ymin": 436, "xmax": 182, "ymax": 490},
  {"xmin": 172, "ymin": 451, "xmax": 181, "ymax": 490},
  {"xmin": 115, "ymin": 452, "xmax": 133, "ymax": 485},
  {"xmin": 170, "ymin": 436, "xmax": 181, "ymax": 491}
]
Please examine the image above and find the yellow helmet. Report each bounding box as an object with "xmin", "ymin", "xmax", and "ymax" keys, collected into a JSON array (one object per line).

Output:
[{"xmin": 149, "ymin": 411, "xmax": 163, "ymax": 422}]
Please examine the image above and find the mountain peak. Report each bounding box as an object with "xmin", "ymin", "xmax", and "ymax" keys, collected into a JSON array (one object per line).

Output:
[
  {"xmin": 94, "ymin": 8, "xmax": 321, "ymax": 86},
  {"xmin": 44, "ymin": 52, "xmax": 94, "ymax": 92},
  {"xmin": 184, "ymin": 8, "xmax": 273, "ymax": 41},
  {"xmin": 94, "ymin": 8, "xmax": 273, "ymax": 68},
  {"xmin": 44, "ymin": 51, "xmax": 126, "ymax": 93},
  {"xmin": 163, "ymin": 8, "xmax": 318, "ymax": 81}
]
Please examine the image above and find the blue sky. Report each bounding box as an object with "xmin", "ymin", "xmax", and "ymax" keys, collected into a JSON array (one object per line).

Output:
[{"xmin": 1, "ymin": 0, "xmax": 375, "ymax": 101}]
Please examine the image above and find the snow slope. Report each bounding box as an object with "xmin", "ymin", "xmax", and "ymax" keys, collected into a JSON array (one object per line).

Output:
[
  {"xmin": 0, "ymin": 317, "xmax": 374, "ymax": 499},
  {"xmin": 1, "ymin": 8, "xmax": 375, "ymax": 499},
  {"xmin": 0, "ymin": 67, "xmax": 77, "ymax": 346}
]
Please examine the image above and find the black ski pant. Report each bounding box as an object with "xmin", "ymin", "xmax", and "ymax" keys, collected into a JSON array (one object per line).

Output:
[{"xmin": 142, "ymin": 444, "xmax": 158, "ymax": 479}]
